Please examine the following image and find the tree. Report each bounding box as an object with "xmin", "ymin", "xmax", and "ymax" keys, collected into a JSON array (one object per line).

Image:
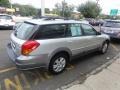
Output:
[
  {"xmin": 77, "ymin": 1, "xmax": 101, "ymax": 18},
  {"xmin": 13, "ymin": 4, "xmax": 38, "ymax": 16},
  {"xmin": 53, "ymin": 1, "xmax": 74, "ymax": 17},
  {"xmin": 45, "ymin": 8, "xmax": 50, "ymax": 14},
  {"xmin": 0, "ymin": 0, "xmax": 10, "ymax": 7}
]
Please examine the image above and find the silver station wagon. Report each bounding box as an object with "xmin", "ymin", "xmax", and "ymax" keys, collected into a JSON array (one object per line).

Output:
[{"xmin": 7, "ymin": 18, "xmax": 110, "ymax": 74}]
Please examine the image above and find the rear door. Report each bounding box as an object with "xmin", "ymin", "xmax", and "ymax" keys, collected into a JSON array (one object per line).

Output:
[{"xmin": 65, "ymin": 23, "xmax": 89, "ymax": 56}]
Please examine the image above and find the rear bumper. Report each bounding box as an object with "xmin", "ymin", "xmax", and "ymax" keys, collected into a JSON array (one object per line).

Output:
[{"xmin": 6, "ymin": 43, "xmax": 49, "ymax": 70}]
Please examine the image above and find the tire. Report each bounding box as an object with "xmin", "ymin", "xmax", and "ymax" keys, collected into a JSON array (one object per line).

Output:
[
  {"xmin": 100, "ymin": 41, "xmax": 109, "ymax": 54},
  {"xmin": 49, "ymin": 53, "xmax": 68, "ymax": 74}
]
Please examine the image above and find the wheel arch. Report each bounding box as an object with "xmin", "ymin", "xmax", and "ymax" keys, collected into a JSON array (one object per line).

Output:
[
  {"xmin": 47, "ymin": 47, "xmax": 72, "ymax": 66},
  {"xmin": 105, "ymin": 39, "xmax": 110, "ymax": 44}
]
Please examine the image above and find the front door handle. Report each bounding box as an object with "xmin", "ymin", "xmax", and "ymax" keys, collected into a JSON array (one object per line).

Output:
[{"xmin": 67, "ymin": 41, "xmax": 73, "ymax": 43}]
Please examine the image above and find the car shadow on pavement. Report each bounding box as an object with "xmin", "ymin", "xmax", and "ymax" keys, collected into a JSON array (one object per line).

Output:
[
  {"xmin": 0, "ymin": 28, "xmax": 13, "ymax": 30},
  {"xmin": 111, "ymin": 38, "xmax": 120, "ymax": 44}
]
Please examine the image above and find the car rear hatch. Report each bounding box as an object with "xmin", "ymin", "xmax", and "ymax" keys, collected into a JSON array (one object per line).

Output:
[
  {"xmin": 101, "ymin": 27, "xmax": 120, "ymax": 34},
  {"xmin": 101, "ymin": 21, "xmax": 120, "ymax": 34},
  {"xmin": 10, "ymin": 22, "xmax": 38, "ymax": 56}
]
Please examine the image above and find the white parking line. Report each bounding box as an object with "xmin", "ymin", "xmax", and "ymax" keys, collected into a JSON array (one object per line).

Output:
[{"xmin": 0, "ymin": 67, "xmax": 16, "ymax": 74}]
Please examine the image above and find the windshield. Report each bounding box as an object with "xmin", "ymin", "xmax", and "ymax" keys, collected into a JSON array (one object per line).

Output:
[
  {"xmin": 103, "ymin": 21, "xmax": 120, "ymax": 28},
  {"xmin": 14, "ymin": 22, "xmax": 36, "ymax": 40},
  {"xmin": 0, "ymin": 15, "xmax": 11, "ymax": 19}
]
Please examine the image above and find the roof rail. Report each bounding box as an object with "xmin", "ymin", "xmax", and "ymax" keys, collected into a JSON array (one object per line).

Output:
[
  {"xmin": 33, "ymin": 16, "xmax": 64, "ymax": 19},
  {"xmin": 33, "ymin": 16, "xmax": 77, "ymax": 21}
]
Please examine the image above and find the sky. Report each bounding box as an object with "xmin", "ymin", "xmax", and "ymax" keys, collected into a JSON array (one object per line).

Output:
[{"xmin": 10, "ymin": 0, "xmax": 120, "ymax": 15}]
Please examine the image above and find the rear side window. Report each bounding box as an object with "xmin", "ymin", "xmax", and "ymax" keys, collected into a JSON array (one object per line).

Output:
[
  {"xmin": 66, "ymin": 24, "xmax": 82, "ymax": 37},
  {"xmin": 34, "ymin": 24, "xmax": 66, "ymax": 39},
  {"xmin": 14, "ymin": 22, "xmax": 35, "ymax": 40}
]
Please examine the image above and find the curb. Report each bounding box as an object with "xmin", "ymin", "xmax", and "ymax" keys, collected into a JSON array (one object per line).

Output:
[{"xmin": 57, "ymin": 53, "xmax": 120, "ymax": 90}]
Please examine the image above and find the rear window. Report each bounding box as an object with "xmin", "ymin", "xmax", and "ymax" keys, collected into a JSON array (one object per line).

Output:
[
  {"xmin": 103, "ymin": 21, "xmax": 120, "ymax": 28},
  {"xmin": 14, "ymin": 22, "xmax": 35, "ymax": 40}
]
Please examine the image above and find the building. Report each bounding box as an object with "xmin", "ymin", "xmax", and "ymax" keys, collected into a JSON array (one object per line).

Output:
[{"xmin": 0, "ymin": 7, "xmax": 15, "ymax": 13}]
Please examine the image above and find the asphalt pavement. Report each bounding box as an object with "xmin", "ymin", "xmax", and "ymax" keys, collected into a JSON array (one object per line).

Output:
[{"xmin": 0, "ymin": 29, "xmax": 120, "ymax": 90}]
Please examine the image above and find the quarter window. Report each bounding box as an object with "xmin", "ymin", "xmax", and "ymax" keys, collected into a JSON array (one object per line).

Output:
[
  {"xmin": 81, "ymin": 24, "xmax": 96, "ymax": 35},
  {"xmin": 34, "ymin": 24, "xmax": 66, "ymax": 39}
]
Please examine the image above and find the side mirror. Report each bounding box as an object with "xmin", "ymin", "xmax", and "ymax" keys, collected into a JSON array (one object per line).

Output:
[{"xmin": 96, "ymin": 31, "xmax": 101, "ymax": 35}]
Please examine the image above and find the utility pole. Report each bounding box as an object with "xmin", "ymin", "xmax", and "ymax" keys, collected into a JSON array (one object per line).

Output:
[
  {"xmin": 41, "ymin": 0, "xmax": 45, "ymax": 16},
  {"xmin": 96, "ymin": 0, "xmax": 99, "ymax": 5},
  {"xmin": 9, "ymin": 0, "xmax": 13, "ymax": 15},
  {"xmin": 9, "ymin": 0, "xmax": 12, "ymax": 9},
  {"xmin": 62, "ymin": 0, "xmax": 65, "ymax": 17}
]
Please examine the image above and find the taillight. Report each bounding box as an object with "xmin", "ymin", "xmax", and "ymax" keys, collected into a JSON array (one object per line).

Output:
[{"xmin": 21, "ymin": 41, "xmax": 40, "ymax": 56}]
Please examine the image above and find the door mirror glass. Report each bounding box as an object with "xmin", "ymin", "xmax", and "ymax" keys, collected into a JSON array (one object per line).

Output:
[{"xmin": 96, "ymin": 31, "xmax": 101, "ymax": 35}]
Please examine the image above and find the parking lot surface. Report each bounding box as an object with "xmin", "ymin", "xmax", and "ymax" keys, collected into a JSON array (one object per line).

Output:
[{"xmin": 0, "ymin": 29, "xmax": 120, "ymax": 90}]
